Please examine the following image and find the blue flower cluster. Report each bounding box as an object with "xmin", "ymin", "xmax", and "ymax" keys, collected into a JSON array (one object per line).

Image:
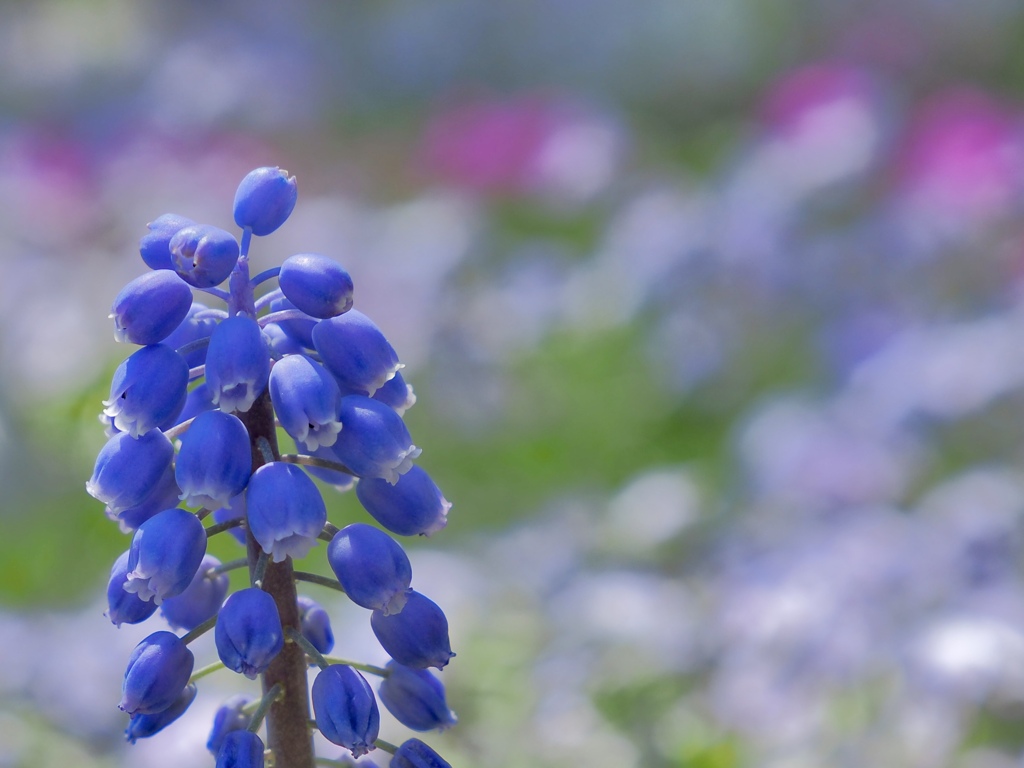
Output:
[{"xmin": 89, "ymin": 167, "xmax": 456, "ymax": 768}]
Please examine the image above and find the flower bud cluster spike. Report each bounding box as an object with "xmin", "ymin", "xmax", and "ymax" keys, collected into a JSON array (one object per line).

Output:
[{"xmin": 91, "ymin": 166, "xmax": 458, "ymax": 767}]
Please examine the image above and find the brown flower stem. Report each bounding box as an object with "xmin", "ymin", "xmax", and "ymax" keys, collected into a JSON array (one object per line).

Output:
[{"xmin": 238, "ymin": 387, "xmax": 315, "ymax": 768}]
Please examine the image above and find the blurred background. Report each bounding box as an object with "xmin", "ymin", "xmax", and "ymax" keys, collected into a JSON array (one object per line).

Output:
[{"xmin": 5, "ymin": 0, "xmax": 1024, "ymax": 766}]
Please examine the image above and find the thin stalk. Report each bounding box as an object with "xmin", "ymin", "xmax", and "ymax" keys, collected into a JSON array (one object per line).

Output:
[
  {"xmin": 181, "ymin": 613, "xmax": 218, "ymax": 645},
  {"xmin": 285, "ymin": 626, "xmax": 329, "ymax": 670},
  {"xmin": 189, "ymin": 660, "xmax": 226, "ymax": 684},
  {"xmin": 248, "ymin": 683, "xmax": 284, "ymax": 733},
  {"xmin": 321, "ymin": 657, "xmax": 389, "ymax": 678},
  {"xmin": 205, "ymin": 518, "xmax": 243, "ymax": 538},
  {"xmin": 209, "ymin": 558, "xmax": 248, "ymax": 576},
  {"xmin": 279, "ymin": 454, "xmax": 355, "ymax": 476},
  {"xmin": 292, "ymin": 571, "xmax": 346, "ymax": 594}
]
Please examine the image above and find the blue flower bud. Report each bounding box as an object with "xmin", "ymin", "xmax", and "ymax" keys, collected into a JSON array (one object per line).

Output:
[
  {"xmin": 390, "ymin": 738, "xmax": 452, "ymax": 768},
  {"xmin": 120, "ymin": 631, "xmax": 195, "ymax": 715},
  {"xmin": 169, "ymin": 224, "xmax": 241, "ymax": 288},
  {"xmin": 268, "ymin": 295, "xmax": 316, "ymax": 349},
  {"xmin": 175, "ymin": 410, "xmax": 252, "ymax": 509},
  {"xmin": 312, "ymin": 309, "xmax": 403, "ymax": 397},
  {"xmin": 333, "ymin": 396, "xmax": 421, "ymax": 484},
  {"xmin": 378, "ymin": 662, "xmax": 456, "ymax": 732},
  {"xmin": 125, "ymin": 683, "xmax": 197, "ymax": 743},
  {"xmin": 312, "ymin": 664, "xmax": 380, "ymax": 757},
  {"xmin": 263, "ymin": 321, "xmax": 307, "ymax": 357},
  {"xmin": 125, "ymin": 507, "xmax": 207, "ymax": 603},
  {"xmin": 372, "ymin": 371, "xmax": 417, "ymax": 415},
  {"xmin": 233, "ymin": 166, "xmax": 297, "ymax": 236},
  {"xmin": 174, "ymin": 381, "xmax": 216, "ymax": 426},
  {"xmin": 106, "ymin": 550, "xmax": 159, "ymax": 627},
  {"xmin": 161, "ymin": 554, "xmax": 229, "ymax": 631},
  {"xmin": 108, "ymin": 463, "xmax": 181, "ymax": 532},
  {"xmin": 246, "ymin": 461, "xmax": 327, "ymax": 562},
  {"xmin": 298, "ymin": 595, "xmax": 335, "ymax": 654},
  {"xmin": 163, "ymin": 301, "xmax": 220, "ymax": 367},
  {"xmin": 140, "ymin": 214, "xmax": 195, "ymax": 271},
  {"xmin": 278, "ymin": 253, "xmax": 354, "ymax": 319},
  {"xmin": 212, "ymin": 493, "xmax": 248, "ymax": 546},
  {"xmin": 269, "ymin": 354, "xmax": 343, "ymax": 451},
  {"xmin": 111, "ymin": 270, "xmax": 194, "ymax": 345},
  {"xmin": 215, "ymin": 587, "xmax": 284, "ymax": 679},
  {"xmin": 328, "ymin": 523, "xmax": 412, "ymax": 615},
  {"xmin": 295, "ymin": 439, "xmax": 356, "ymax": 492},
  {"xmin": 103, "ymin": 344, "xmax": 189, "ymax": 438},
  {"xmin": 216, "ymin": 729, "xmax": 265, "ymax": 768},
  {"xmin": 370, "ymin": 591, "xmax": 454, "ymax": 670},
  {"xmin": 87, "ymin": 429, "xmax": 174, "ymax": 515},
  {"xmin": 207, "ymin": 694, "xmax": 253, "ymax": 755},
  {"xmin": 356, "ymin": 466, "xmax": 451, "ymax": 537},
  {"xmin": 206, "ymin": 315, "xmax": 271, "ymax": 413}
]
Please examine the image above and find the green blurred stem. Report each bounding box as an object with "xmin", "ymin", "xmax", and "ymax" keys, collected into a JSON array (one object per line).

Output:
[
  {"xmin": 189, "ymin": 660, "xmax": 225, "ymax": 684},
  {"xmin": 321, "ymin": 657, "xmax": 389, "ymax": 678},
  {"xmin": 181, "ymin": 613, "xmax": 218, "ymax": 645},
  {"xmin": 286, "ymin": 626, "xmax": 330, "ymax": 670}
]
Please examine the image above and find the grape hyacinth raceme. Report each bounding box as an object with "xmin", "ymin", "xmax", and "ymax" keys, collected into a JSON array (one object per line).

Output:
[{"xmin": 87, "ymin": 167, "xmax": 457, "ymax": 768}]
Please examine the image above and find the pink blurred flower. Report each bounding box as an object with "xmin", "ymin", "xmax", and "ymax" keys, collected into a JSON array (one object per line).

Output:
[
  {"xmin": 892, "ymin": 89, "xmax": 1024, "ymax": 225},
  {"xmin": 0, "ymin": 129, "xmax": 99, "ymax": 245},
  {"xmin": 417, "ymin": 93, "xmax": 622, "ymax": 202},
  {"xmin": 758, "ymin": 62, "xmax": 880, "ymax": 142}
]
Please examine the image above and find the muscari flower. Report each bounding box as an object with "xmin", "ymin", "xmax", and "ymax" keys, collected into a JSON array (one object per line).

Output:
[
  {"xmin": 332, "ymin": 395, "xmax": 421, "ymax": 484},
  {"xmin": 215, "ymin": 587, "xmax": 284, "ymax": 679},
  {"xmin": 140, "ymin": 213, "xmax": 195, "ymax": 271},
  {"xmin": 207, "ymin": 694, "xmax": 253, "ymax": 755},
  {"xmin": 267, "ymin": 295, "xmax": 317, "ymax": 349},
  {"xmin": 328, "ymin": 523, "xmax": 412, "ymax": 615},
  {"xmin": 160, "ymin": 554, "xmax": 229, "ymax": 632},
  {"xmin": 378, "ymin": 661, "xmax": 456, "ymax": 732},
  {"xmin": 372, "ymin": 370, "xmax": 417, "ymax": 415},
  {"xmin": 278, "ymin": 253, "xmax": 354, "ymax": 319},
  {"xmin": 216, "ymin": 729, "xmax": 265, "ymax": 768},
  {"xmin": 313, "ymin": 309, "xmax": 403, "ymax": 397},
  {"xmin": 174, "ymin": 380, "xmax": 216, "ymax": 426},
  {"xmin": 111, "ymin": 269, "xmax": 194, "ymax": 345},
  {"xmin": 312, "ymin": 664, "xmax": 380, "ymax": 757},
  {"xmin": 125, "ymin": 683, "xmax": 197, "ymax": 743},
  {"xmin": 206, "ymin": 315, "xmax": 270, "ymax": 413},
  {"xmin": 370, "ymin": 590, "xmax": 454, "ymax": 670},
  {"xmin": 103, "ymin": 344, "xmax": 189, "ymax": 438},
  {"xmin": 169, "ymin": 224, "xmax": 240, "ymax": 288},
  {"xmin": 87, "ymin": 429, "xmax": 174, "ymax": 515},
  {"xmin": 108, "ymin": 462, "xmax": 181, "ymax": 532},
  {"xmin": 120, "ymin": 630, "xmax": 195, "ymax": 715},
  {"xmin": 124, "ymin": 507, "xmax": 207, "ymax": 603},
  {"xmin": 175, "ymin": 410, "xmax": 252, "ymax": 509},
  {"xmin": 263, "ymin": 319, "xmax": 308, "ymax": 357},
  {"xmin": 162, "ymin": 300, "xmax": 220, "ymax": 367},
  {"xmin": 246, "ymin": 461, "xmax": 327, "ymax": 562},
  {"xmin": 233, "ymin": 166, "xmax": 297, "ymax": 236},
  {"xmin": 106, "ymin": 550, "xmax": 159, "ymax": 627},
  {"xmin": 98, "ymin": 164, "xmax": 458, "ymax": 762},
  {"xmin": 269, "ymin": 354, "xmax": 343, "ymax": 451},
  {"xmin": 298, "ymin": 595, "xmax": 335, "ymax": 654},
  {"xmin": 356, "ymin": 466, "xmax": 450, "ymax": 537},
  {"xmin": 390, "ymin": 738, "xmax": 452, "ymax": 768}
]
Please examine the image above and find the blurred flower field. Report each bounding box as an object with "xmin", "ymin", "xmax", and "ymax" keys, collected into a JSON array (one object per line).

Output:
[{"xmin": 4, "ymin": 0, "xmax": 1024, "ymax": 766}]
